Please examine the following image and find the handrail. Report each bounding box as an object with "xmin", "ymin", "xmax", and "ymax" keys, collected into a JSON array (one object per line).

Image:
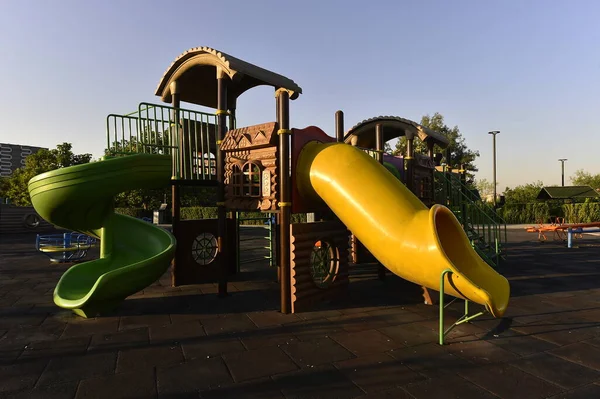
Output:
[
  {"xmin": 434, "ymin": 170, "xmax": 506, "ymax": 265},
  {"xmin": 105, "ymin": 102, "xmax": 219, "ymax": 181}
]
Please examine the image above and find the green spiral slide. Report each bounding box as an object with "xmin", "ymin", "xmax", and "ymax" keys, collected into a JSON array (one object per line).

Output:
[{"xmin": 28, "ymin": 154, "xmax": 176, "ymax": 317}]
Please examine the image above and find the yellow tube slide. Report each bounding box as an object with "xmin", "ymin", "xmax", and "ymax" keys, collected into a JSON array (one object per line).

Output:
[{"xmin": 296, "ymin": 141, "xmax": 509, "ymax": 318}]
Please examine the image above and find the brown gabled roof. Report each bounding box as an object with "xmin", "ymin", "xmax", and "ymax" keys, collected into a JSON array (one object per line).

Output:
[
  {"xmin": 343, "ymin": 116, "xmax": 450, "ymax": 149},
  {"xmin": 155, "ymin": 47, "xmax": 302, "ymax": 109},
  {"xmin": 536, "ymin": 186, "xmax": 600, "ymax": 200}
]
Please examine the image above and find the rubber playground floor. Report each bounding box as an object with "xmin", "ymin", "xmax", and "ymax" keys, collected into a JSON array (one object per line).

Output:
[{"xmin": 1, "ymin": 228, "xmax": 600, "ymax": 398}]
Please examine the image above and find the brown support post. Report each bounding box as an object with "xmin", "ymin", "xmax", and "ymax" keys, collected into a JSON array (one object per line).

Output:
[
  {"xmin": 335, "ymin": 110, "xmax": 344, "ymax": 142},
  {"xmin": 427, "ymin": 140, "xmax": 436, "ymax": 204},
  {"xmin": 170, "ymin": 81, "xmax": 181, "ymax": 287},
  {"xmin": 375, "ymin": 124, "xmax": 387, "ymax": 280},
  {"xmin": 276, "ymin": 88, "xmax": 291, "ymax": 314},
  {"xmin": 405, "ymin": 134, "xmax": 415, "ymax": 193},
  {"xmin": 216, "ymin": 70, "xmax": 228, "ymax": 297}
]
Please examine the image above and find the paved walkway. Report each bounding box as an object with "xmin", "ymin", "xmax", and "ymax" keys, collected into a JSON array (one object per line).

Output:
[{"xmin": 1, "ymin": 230, "xmax": 600, "ymax": 398}]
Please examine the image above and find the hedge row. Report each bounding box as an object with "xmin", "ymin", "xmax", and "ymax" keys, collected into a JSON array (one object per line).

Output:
[
  {"xmin": 497, "ymin": 202, "xmax": 600, "ymax": 224},
  {"xmin": 496, "ymin": 203, "xmax": 551, "ymax": 224},
  {"xmin": 115, "ymin": 207, "xmax": 307, "ymax": 225},
  {"xmin": 562, "ymin": 202, "xmax": 600, "ymax": 224}
]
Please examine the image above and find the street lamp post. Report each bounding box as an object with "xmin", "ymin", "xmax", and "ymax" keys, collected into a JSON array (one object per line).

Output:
[
  {"xmin": 488, "ymin": 131, "xmax": 500, "ymax": 207},
  {"xmin": 558, "ymin": 159, "xmax": 568, "ymax": 186}
]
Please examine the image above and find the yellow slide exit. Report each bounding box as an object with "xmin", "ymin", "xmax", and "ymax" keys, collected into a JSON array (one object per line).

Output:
[{"xmin": 296, "ymin": 141, "xmax": 510, "ymax": 318}]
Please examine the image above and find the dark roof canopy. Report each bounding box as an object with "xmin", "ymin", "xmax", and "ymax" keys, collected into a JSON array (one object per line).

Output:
[
  {"xmin": 536, "ymin": 186, "xmax": 600, "ymax": 200},
  {"xmin": 344, "ymin": 116, "xmax": 450, "ymax": 149},
  {"xmin": 155, "ymin": 46, "xmax": 302, "ymax": 109}
]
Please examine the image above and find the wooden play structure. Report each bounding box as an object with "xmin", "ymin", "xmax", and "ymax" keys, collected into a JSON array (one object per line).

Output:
[
  {"xmin": 142, "ymin": 46, "xmax": 454, "ymax": 312},
  {"xmin": 27, "ymin": 46, "xmax": 511, "ymax": 345}
]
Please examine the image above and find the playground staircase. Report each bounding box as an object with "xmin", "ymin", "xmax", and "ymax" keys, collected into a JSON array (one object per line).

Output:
[{"xmin": 434, "ymin": 171, "xmax": 507, "ymax": 267}]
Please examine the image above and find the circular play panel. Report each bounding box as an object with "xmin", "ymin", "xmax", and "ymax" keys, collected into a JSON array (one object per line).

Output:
[
  {"xmin": 191, "ymin": 232, "xmax": 218, "ymax": 265},
  {"xmin": 310, "ymin": 240, "xmax": 339, "ymax": 288}
]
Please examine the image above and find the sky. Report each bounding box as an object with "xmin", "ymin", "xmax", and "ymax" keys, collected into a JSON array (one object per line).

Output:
[{"xmin": 0, "ymin": 0, "xmax": 598, "ymax": 191}]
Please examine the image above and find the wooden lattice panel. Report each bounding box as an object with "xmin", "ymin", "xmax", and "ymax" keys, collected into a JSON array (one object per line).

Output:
[{"xmin": 290, "ymin": 221, "xmax": 350, "ymax": 313}]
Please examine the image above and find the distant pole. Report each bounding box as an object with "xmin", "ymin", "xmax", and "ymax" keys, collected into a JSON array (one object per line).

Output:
[
  {"xmin": 488, "ymin": 131, "xmax": 500, "ymax": 207},
  {"xmin": 559, "ymin": 159, "xmax": 568, "ymax": 186}
]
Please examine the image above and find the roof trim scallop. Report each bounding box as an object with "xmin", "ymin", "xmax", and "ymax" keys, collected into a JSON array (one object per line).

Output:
[
  {"xmin": 155, "ymin": 47, "xmax": 302, "ymax": 108},
  {"xmin": 344, "ymin": 116, "xmax": 450, "ymax": 149}
]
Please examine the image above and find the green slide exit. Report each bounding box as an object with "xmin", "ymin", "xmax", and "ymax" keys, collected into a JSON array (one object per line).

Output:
[{"xmin": 28, "ymin": 154, "xmax": 176, "ymax": 317}]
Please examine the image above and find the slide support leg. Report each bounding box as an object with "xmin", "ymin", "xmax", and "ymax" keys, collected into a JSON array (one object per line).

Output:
[{"xmin": 439, "ymin": 269, "xmax": 486, "ymax": 345}]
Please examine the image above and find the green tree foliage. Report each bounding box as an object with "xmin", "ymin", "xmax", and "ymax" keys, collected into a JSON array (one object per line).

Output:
[
  {"xmin": 571, "ymin": 169, "xmax": 600, "ymax": 190},
  {"xmin": 503, "ymin": 181, "xmax": 544, "ymax": 204},
  {"xmin": 105, "ymin": 128, "xmax": 171, "ymax": 156},
  {"xmin": 474, "ymin": 178, "xmax": 495, "ymax": 200},
  {"xmin": 0, "ymin": 143, "xmax": 92, "ymax": 206},
  {"xmin": 105, "ymin": 129, "xmax": 174, "ymax": 209},
  {"xmin": 393, "ymin": 112, "xmax": 480, "ymax": 183},
  {"xmin": 384, "ymin": 142, "xmax": 393, "ymax": 154}
]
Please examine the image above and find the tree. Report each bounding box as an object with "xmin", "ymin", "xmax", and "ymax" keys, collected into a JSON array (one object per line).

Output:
[
  {"xmin": 384, "ymin": 142, "xmax": 393, "ymax": 154},
  {"xmin": 503, "ymin": 181, "xmax": 544, "ymax": 204},
  {"xmin": 0, "ymin": 143, "xmax": 92, "ymax": 206},
  {"xmin": 474, "ymin": 178, "xmax": 495, "ymax": 200},
  {"xmin": 393, "ymin": 112, "xmax": 480, "ymax": 183},
  {"xmin": 571, "ymin": 169, "xmax": 600, "ymax": 190}
]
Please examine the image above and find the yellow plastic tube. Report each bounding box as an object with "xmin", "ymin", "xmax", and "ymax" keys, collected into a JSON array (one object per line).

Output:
[{"xmin": 296, "ymin": 141, "xmax": 510, "ymax": 318}]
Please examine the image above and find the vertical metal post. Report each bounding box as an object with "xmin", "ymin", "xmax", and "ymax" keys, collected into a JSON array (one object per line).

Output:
[
  {"xmin": 217, "ymin": 72, "xmax": 228, "ymax": 297},
  {"xmin": 375, "ymin": 124, "xmax": 386, "ymax": 280},
  {"xmin": 229, "ymin": 107, "xmax": 236, "ymax": 130},
  {"xmin": 427, "ymin": 140, "xmax": 436, "ymax": 203},
  {"xmin": 405, "ymin": 134, "xmax": 415, "ymax": 193},
  {"xmin": 63, "ymin": 233, "xmax": 71, "ymax": 262},
  {"xmin": 235, "ymin": 211, "xmax": 240, "ymax": 272},
  {"xmin": 460, "ymin": 165, "xmax": 467, "ymax": 228},
  {"xmin": 488, "ymin": 131, "xmax": 500, "ymax": 207},
  {"xmin": 276, "ymin": 89, "xmax": 292, "ymax": 314},
  {"xmin": 269, "ymin": 215, "xmax": 274, "ymax": 267},
  {"xmin": 439, "ymin": 269, "xmax": 451, "ymax": 345},
  {"xmin": 170, "ymin": 81, "xmax": 181, "ymax": 287},
  {"xmin": 335, "ymin": 110, "xmax": 344, "ymax": 142}
]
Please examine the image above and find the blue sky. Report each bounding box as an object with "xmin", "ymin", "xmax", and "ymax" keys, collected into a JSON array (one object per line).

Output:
[{"xmin": 1, "ymin": 1, "xmax": 598, "ymax": 191}]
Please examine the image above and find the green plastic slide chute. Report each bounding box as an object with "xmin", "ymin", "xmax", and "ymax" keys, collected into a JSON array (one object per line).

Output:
[{"xmin": 28, "ymin": 154, "xmax": 176, "ymax": 317}]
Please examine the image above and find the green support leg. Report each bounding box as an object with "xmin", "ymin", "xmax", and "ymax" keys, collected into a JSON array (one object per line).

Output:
[{"xmin": 439, "ymin": 269, "xmax": 486, "ymax": 345}]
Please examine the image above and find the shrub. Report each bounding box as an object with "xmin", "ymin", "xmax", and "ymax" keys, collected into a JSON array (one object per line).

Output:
[
  {"xmin": 562, "ymin": 202, "xmax": 600, "ymax": 223},
  {"xmin": 497, "ymin": 203, "xmax": 551, "ymax": 224},
  {"xmin": 115, "ymin": 208, "xmax": 152, "ymax": 219}
]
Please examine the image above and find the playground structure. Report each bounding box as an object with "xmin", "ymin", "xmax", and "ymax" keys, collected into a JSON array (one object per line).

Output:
[
  {"xmin": 36, "ymin": 232, "xmax": 97, "ymax": 263},
  {"xmin": 28, "ymin": 46, "xmax": 510, "ymax": 343},
  {"xmin": 0, "ymin": 203, "xmax": 54, "ymax": 234}
]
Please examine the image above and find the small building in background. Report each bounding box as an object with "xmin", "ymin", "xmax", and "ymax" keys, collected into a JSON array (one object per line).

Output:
[
  {"xmin": 536, "ymin": 186, "xmax": 600, "ymax": 201},
  {"xmin": 0, "ymin": 143, "xmax": 47, "ymax": 177}
]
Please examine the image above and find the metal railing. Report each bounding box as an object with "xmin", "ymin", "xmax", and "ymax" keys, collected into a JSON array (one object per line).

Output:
[
  {"xmin": 235, "ymin": 213, "xmax": 276, "ymax": 271},
  {"xmin": 434, "ymin": 171, "xmax": 506, "ymax": 266},
  {"xmin": 106, "ymin": 102, "xmax": 220, "ymax": 181}
]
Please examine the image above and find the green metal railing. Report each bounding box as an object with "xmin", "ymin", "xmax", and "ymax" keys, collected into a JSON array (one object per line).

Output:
[
  {"xmin": 235, "ymin": 213, "xmax": 276, "ymax": 271},
  {"xmin": 439, "ymin": 269, "xmax": 485, "ymax": 345},
  {"xmin": 106, "ymin": 102, "xmax": 220, "ymax": 181},
  {"xmin": 434, "ymin": 171, "xmax": 507, "ymax": 266}
]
